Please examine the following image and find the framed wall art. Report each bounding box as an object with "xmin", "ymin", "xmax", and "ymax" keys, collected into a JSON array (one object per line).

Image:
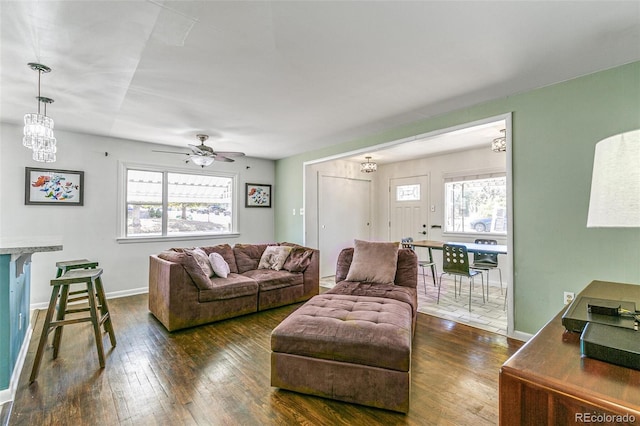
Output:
[
  {"xmin": 245, "ymin": 183, "xmax": 271, "ymax": 208},
  {"xmin": 25, "ymin": 167, "xmax": 84, "ymax": 206}
]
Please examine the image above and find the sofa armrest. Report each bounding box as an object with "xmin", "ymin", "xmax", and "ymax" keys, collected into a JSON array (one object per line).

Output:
[
  {"xmin": 335, "ymin": 248, "xmax": 354, "ymax": 283},
  {"xmin": 149, "ymin": 254, "xmax": 200, "ymax": 331},
  {"xmin": 301, "ymin": 247, "xmax": 320, "ymax": 298},
  {"xmin": 394, "ymin": 248, "xmax": 418, "ymax": 289}
]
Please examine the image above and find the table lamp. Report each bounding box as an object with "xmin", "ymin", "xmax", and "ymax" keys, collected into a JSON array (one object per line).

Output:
[
  {"xmin": 587, "ymin": 129, "xmax": 640, "ymax": 228},
  {"xmin": 581, "ymin": 128, "xmax": 640, "ymax": 370}
]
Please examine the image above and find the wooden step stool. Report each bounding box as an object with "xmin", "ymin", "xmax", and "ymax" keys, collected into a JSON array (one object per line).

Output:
[{"xmin": 30, "ymin": 267, "xmax": 117, "ymax": 383}]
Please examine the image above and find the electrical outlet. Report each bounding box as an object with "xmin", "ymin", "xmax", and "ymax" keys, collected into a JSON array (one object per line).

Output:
[{"xmin": 563, "ymin": 291, "xmax": 575, "ymax": 305}]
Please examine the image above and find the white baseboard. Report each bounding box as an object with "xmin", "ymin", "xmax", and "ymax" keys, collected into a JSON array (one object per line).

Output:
[
  {"xmin": 509, "ymin": 329, "xmax": 533, "ymax": 342},
  {"xmin": 0, "ymin": 326, "xmax": 33, "ymax": 405},
  {"xmin": 30, "ymin": 287, "xmax": 148, "ymax": 310}
]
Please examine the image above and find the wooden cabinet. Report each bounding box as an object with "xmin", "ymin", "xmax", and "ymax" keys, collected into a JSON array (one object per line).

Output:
[{"xmin": 500, "ymin": 280, "xmax": 640, "ymax": 425}]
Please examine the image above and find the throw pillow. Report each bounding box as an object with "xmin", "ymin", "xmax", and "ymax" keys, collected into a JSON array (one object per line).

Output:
[
  {"xmin": 201, "ymin": 244, "xmax": 238, "ymax": 274},
  {"xmin": 282, "ymin": 247, "xmax": 314, "ymax": 272},
  {"xmin": 345, "ymin": 239, "xmax": 399, "ymax": 284},
  {"xmin": 209, "ymin": 252, "xmax": 230, "ymax": 278},
  {"xmin": 234, "ymin": 243, "xmax": 270, "ymax": 273},
  {"xmin": 258, "ymin": 246, "xmax": 293, "ymax": 271},
  {"xmin": 185, "ymin": 247, "xmax": 214, "ymax": 278}
]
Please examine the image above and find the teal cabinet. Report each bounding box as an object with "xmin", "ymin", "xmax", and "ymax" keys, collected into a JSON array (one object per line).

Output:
[
  {"xmin": 0, "ymin": 253, "xmax": 31, "ymax": 391},
  {"xmin": 0, "ymin": 244, "xmax": 61, "ymax": 394}
]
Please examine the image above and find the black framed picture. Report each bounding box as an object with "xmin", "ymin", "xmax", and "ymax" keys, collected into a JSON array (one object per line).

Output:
[
  {"xmin": 25, "ymin": 167, "xmax": 84, "ymax": 206},
  {"xmin": 245, "ymin": 183, "xmax": 271, "ymax": 208}
]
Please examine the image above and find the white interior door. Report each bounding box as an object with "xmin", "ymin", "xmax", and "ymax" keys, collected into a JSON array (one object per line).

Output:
[
  {"xmin": 319, "ymin": 175, "xmax": 371, "ymax": 277},
  {"xmin": 389, "ymin": 175, "xmax": 429, "ymax": 242}
]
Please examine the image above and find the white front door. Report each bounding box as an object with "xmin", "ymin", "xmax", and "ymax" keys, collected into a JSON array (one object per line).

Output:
[
  {"xmin": 319, "ymin": 175, "xmax": 371, "ymax": 277},
  {"xmin": 389, "ymin": 175, "xmax": 429, "ymax": 242}
]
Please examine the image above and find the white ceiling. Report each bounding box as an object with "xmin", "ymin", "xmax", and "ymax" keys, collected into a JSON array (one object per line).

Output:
[{"xmin": 1, "ymin": 1, "xmax": 639, "ymax": 160}]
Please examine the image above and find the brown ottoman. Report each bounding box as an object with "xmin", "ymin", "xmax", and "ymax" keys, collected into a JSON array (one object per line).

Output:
[{"xmin": 270, "ymin": 293, "xmax": 413, "ymax": 413}]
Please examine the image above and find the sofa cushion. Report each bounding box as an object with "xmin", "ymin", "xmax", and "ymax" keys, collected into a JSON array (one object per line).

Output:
[
  {"xmin": 201, "ymin": 244, "xmax": 238, "ymax": 274},
  {"xmin": 345, "ymin": 239, "xmax": 399, "ymax": 284},
  {"xmin": 258, "ymin": 246, "xmax": 293, "ymax": 271},
  {"xmin": 326, "ymin": 281, "xmax": 417, "ymax": 317},
  {"xmin": 198, "ymin": 274, "xmax": 259, "ymax": 302},
  {"xmin": 234, "ymin": 243, "xmax": 271, "ymax": 273},
  {"xmin": 242, "ymin": 269, "xmax": 303, "ymax": 292},
  {"xmin": 209, "ymin": 252, "xmax": 230, "ymax": 278},
  {"xmin": 282, "ymin": 247, "xmax": 314, "ymax": 272},
  {"xmin": 271, "ymin": 294, "xmax": 412, "ymax": 372}
]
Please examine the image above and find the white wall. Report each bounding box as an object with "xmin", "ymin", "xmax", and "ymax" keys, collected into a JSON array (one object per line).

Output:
[{"xmin": 0, "ymin": 124, "xmax": 275, "ymax": 306}]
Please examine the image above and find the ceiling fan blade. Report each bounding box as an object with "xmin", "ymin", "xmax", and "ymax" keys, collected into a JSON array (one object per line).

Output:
[
  {"xmin": 213, "ymin": 151, "xmax": 245, "ymax": 157},
  {"xmin": 214, "ymin": 155, "xmax": 235, "ymax": 162},
  {"xmin": 188, "ymin": 144, "xmax": 206, "ymax": 155}
]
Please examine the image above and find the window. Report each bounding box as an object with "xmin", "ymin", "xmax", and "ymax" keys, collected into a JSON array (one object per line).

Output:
[
  {"xmin": 124, "ymin": 167, "xmax": 235, "ymax": 238},
  {"xmin": 396, "ymin": 184, "xmax": 420, "ymax": 201},
  {"xmin": 444, "ymin": 172, "xmax": 507, "ymax": 234}
]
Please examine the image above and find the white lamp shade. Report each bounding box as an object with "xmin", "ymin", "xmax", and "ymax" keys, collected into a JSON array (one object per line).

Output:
[{"xmin": 586, "ymin": 129, "xmax": 640, "ymax": 227}]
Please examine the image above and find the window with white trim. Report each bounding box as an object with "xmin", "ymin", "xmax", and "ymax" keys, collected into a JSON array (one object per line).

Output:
[
  {"xmin": 125, "ymin": 168, "xmax": 236, "ymax": 238},
  {"xmin": 444, "ymin": 172, "xmax": 507, "ymax": 234}
]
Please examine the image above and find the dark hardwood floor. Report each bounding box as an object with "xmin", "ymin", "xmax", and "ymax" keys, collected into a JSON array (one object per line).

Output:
[{"xmin": 9, "ymin": 293, "xmax": 522, "ymax": 425}]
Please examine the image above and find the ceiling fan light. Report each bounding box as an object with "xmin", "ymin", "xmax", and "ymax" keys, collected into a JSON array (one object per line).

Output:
[{"xmin": 190, "ymin": 155, "xmax": 214, "ymax": 167}]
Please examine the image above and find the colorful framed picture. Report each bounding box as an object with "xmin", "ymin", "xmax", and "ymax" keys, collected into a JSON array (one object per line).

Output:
[
  {"xmin": 25, "ymin": 167, "xmax": 84, "ymax": 206},
  {"xmin": 245, "ymin": 183, "xmax": 271, "ymax": 208}
]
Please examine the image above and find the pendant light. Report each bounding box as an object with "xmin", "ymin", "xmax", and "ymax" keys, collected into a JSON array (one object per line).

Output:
[{"xmin": 23, "ymin": 63, "xmax": 57, "ymax": 162}]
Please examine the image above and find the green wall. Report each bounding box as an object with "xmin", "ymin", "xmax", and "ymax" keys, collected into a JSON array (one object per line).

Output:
[{"xmin": 275, "ymin": 62, "xmax": 640, "ymax": 335}]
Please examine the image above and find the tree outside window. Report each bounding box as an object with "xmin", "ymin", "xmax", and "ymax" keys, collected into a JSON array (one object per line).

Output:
[
  {"xmin": 126, "ymin": 169, "xmax": 235, "ymax": 237},
  {"xmin": 444, "ymin": 174, "xmax": 506, "ymax": 234}
]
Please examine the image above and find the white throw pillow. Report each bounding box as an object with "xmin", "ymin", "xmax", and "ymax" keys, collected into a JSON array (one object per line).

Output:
[
  {"xmin": 208, "ymin": 252, "xmax": 230, "ymax": 278},
  {"xmin": 258, "ymin": 246, "xmax": 293, "ymax": 271}
]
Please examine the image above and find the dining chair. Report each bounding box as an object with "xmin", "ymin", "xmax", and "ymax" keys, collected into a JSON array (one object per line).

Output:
[
  {"xmin": 438, "ymin": 244, "xmax": 484, "ymax": 311},
  {"xmin": 401, "ymin": 237, "xmax": 437, "ymax": 292},
  {"xmin": 470, "ymin": 239, "xmax": 503, "ymax": 300}
]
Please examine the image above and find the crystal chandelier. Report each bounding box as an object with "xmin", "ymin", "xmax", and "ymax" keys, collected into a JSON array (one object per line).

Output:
[
  {"xmin": 360, "ymin": 156, "xmax": 377, "ymax": 173},
  {"xmin": 23, "ymin": 63, "xmax": 57, "ymax": 163},
  {"xmin": 492, "ymin": 129, "xmax": 506, "ymax": 153}
]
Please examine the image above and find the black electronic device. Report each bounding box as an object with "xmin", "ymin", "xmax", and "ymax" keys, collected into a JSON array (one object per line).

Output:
[
  {"xmin": 561, "ymin": 296, "xmax": 636, "ymax": 333},
  {"xmin": 580, "ymin": 322, "xmax": 640, "ymax": 370}
]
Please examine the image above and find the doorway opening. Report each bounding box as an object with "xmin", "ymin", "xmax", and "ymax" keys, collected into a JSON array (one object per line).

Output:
[{"xmin": 304, "ymin": 114, "xmax": 513, "ymax": 336}]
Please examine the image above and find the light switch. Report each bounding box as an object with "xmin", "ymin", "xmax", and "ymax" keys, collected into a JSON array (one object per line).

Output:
[
  {"xmin": 292, "ymin": 208, "xmax": 296, "ymax": 215},
  {"xmin": 299, "ymin": 208, "xmax": 304, "ymax": 215}
]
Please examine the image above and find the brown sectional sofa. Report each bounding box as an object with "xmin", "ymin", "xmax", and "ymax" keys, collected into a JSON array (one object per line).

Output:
[
  {"xmin": 149, "ymin": 242, "xmax": 319, "ymax": 332},
  {"xmin": 271, "ymin": 246, "xmax": 418, "ymax": 413}
]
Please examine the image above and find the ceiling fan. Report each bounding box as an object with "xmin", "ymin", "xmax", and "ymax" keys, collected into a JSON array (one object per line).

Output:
[{"xmin": 154, "ymin": 134, "xmax": 245, "ymax": 167}]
